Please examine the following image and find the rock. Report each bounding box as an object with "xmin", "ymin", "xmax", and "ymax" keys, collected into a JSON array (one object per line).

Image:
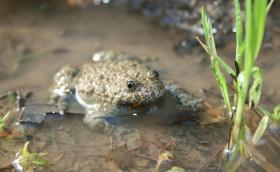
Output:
[{"xmin": 20, "ymin": 104, "xmax": 62, "ymax": 124}]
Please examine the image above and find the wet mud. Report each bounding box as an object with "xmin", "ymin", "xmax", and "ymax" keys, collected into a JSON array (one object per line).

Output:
[{"xmin": 0, "ymin": 0, "xmax": 280, "ymax": 171}]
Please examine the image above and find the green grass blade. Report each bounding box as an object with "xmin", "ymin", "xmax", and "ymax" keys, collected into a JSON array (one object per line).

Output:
[
  {"xmin": 201, "ymin": 7, "xmax": 234, "ymax": 117},
  {"xmin": 200, "ymin": 7, "xmax": 235, "ymax": 76},
  {"xmin": 266, "ymin": 0, "xmax": 275, "ymax": 15},
  {"xmin": 252, "ymin": 116, "xmax": 269, "ymax": 145},
  {"xmin": 207, "ymin": 18, "xmax": 217, "ymax": 56},
  {"xmin": 215, "ymin": 56, "xmax": 235, "ymax": 76},
  {"xmin": 0, "ymin": 117, "xmax": 4, "ymax": 131},
  {"xmin": 249, "ymin": 67, "xmax": 263, "ymax": 107},
  {"xmin": 273, "ymin": 105, "xmax": 280, "ymax": 122},
  {"xmin": 225, "ymin": 141, "xmax": 243, "ymax": 170},
  {"xmin": 258, "ymin": 106, "xmax": 271, "ymax": 117},
  {"xmin": 211, "ymin": 58, "xmax": 232, "ymax": 116},
  {"xmin": 234, "ymin": 0, "xmax": 244, "ymax": 68},
  {"xmin": 253, "ymin": 0, "xmax": 267, "ymax": 60},
  {"xmin": 201, "ymin": 7, "xmax": 217, "ymax": 56},
  {"xmin": 236, "ymin": 71, "xmax": 245, "ymax": 93},
  {"xmin": 245, "ymin": 0, "xmax": 253, "ymax": 65},
  {"xmin": 200, "ymin": 0, "xmax": 273, "ymax": 170},
  {"xmin": 0, "ymin": 111, "xmax": 11, "ymax": 131},
  {"xmin": 201, "ymin": 8, "xmax": 210, "ymax": 53}
]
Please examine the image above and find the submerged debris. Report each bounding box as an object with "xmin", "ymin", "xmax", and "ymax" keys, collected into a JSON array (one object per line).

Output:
[
  {"xmin": 165, "ymin": 83, "xmax": 203, "ymax": 113},
  {"xmin": 155, "ymin": 151, "xmax": 175, "ymax": 172},
  {"xmin": 105, "ymin": 123, "xmax": 180, "ymax": 171},
  {"xmin": 199, "ymin": 102, "xmax": 226, "ymax": 126},
  {"xmin": 0, "ymin": 90, "xmax": 32, "ymax": 114},
  {"xmin": 164, "ymin": 81, "xmax": 204, "ymax": 124},
  {"xmin": 20, "ymin": 104, "xmax": 62, "ymax": 124},
  {"xmin": 106, "ymin": 147, "xmax": 137, "ymax": 171},
  {"xmin": 112, "ymin": 127, "xmax": 142, "ymax": 151},
  {"xmin": 0, "ymin": 90, "xmax": 64, "ymax": 138}
]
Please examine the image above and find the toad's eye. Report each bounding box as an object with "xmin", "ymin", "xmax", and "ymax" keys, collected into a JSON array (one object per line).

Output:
[
  {"xmin": 152, "ymin": 70, "xmax": 159, "ymax": 78},
  {"xmin": 127, "ymin": 80, "xmax": 137, "ymax": 91}
]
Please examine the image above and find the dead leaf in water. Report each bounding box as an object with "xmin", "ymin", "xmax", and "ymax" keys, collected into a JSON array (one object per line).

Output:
[
  {"xmin": 126, "ymin": 130, "xmax": 142, "ymax": 151},
  {"xmin": 0, "ymin": 129, "xmax": 12, "ymax": 138},
  {"xmin": 199, "ymin": 101, "xmax": 226, "ymax": 126},
  {"xmin": 106, "ymin": 147, "xmax": 135, "ymax": 171},
  {"xmin": 155, "ymin": 151, "xmax": 175, "ymax": 172}
]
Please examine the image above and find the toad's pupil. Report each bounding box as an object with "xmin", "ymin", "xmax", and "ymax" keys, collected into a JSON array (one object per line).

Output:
[{"xmin": 127, "ymin": 80, "xmax": 136, "ymax": 90}]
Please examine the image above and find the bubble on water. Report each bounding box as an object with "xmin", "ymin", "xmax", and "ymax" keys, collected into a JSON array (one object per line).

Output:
[{"xmin": 223, "ymin": 148, "xmax": 232, "ymax": 159}]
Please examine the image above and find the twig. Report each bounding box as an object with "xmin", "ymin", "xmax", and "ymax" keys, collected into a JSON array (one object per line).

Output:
[
  {"xmin": 127, "ymin": 151, "xmax": 157, "ymax": 162},
  {"xmin": 16, "ymin": 90, "xmax": 23, "ymax": 111},
  {"xmin": 109, "ymin": 126, "xmax": 113, "ymax": 150},
  {"xmin": 197, "ymin": 145, "xmax": 224, "ymax": 172}
]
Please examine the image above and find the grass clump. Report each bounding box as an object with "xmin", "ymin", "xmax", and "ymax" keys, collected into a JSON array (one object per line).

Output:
[
  {"xmin": 198, "ymin": 0, "xmax": 277, "ymax": 170},
  {"xmin": 20, "ymin": 142, "xmax": 47, "ymax": 170}
]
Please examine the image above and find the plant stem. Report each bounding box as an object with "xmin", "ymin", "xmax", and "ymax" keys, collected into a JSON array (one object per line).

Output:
[{"xmin": 231, "ymin": 0, "xmax": 254, "ymax": 149}]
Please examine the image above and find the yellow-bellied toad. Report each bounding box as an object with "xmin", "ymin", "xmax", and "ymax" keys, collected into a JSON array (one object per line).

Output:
[{"xmin": 50, "ymin": 51, "xmax": 202, "ymax": 130}]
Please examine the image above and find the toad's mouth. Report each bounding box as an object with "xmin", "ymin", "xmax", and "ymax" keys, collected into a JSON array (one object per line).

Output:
[
  {"xmin": 119, "ymin": 101, "xmax": 152, "ymax": 109},
  {"xmin": 122, "ymin": 95, "xmax": 165, "ymax": 110},
  {"xmin": 130, "ymin": 102, "xmax": 141, "ymax": 109}
]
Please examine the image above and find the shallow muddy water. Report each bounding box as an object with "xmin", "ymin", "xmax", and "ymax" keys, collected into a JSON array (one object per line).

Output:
[{"xmin": 0, "ymin": 1, "xmax": 280, "ymax": 172}]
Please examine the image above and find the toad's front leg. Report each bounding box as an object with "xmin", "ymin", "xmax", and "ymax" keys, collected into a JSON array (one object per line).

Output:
[
  {"xmin": 164, "ymin": 81, "xmax": 204, "ymax": 123},
  {"xmin": 83, "ymin": 105, "xmax": 131, "ymax": 131},
  {"xmin": 49, "ymin": 65, "xmax": 78, "ymax": 114},
  {"xmin": 83, "ymin": 105, "xmax": 113, "ymax": 131}
]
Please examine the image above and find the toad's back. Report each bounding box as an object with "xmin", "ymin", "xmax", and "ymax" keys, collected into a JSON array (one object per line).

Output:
[{"xmin": 74, "ymin": 59, "xmax": 165, "ymax": 108}]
